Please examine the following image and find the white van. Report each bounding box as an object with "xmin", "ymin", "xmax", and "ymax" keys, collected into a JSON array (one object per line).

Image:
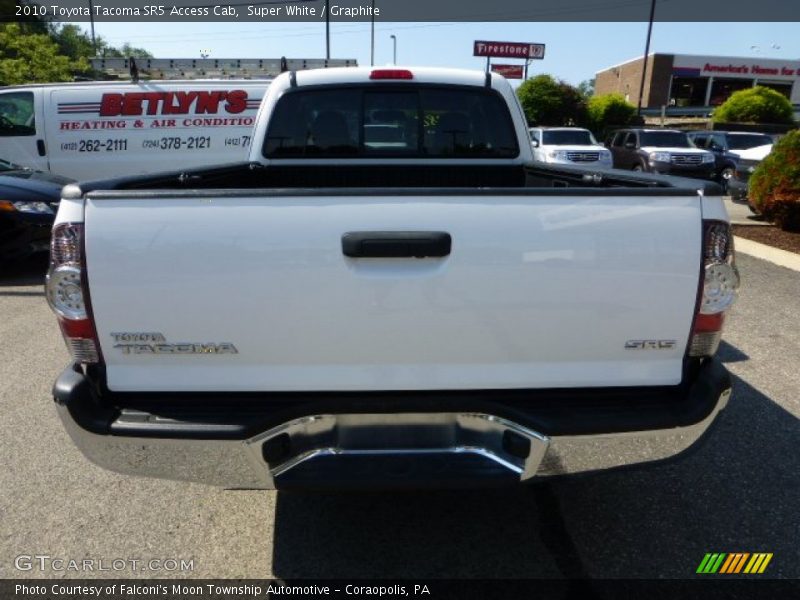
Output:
[{"xmin": 0, "ymin": 80, "xmax": 270, "ymax": 181}]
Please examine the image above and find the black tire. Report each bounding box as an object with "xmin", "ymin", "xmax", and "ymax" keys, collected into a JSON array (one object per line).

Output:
[{"xmin": 632, "ymin": 164, "xmax": 644, "ymax": 172}]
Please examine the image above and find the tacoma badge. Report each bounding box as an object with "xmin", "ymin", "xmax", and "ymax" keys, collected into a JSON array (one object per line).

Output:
[{"xmin": 111, "ymin": 332, "xmax": 238, "ymax": 355}]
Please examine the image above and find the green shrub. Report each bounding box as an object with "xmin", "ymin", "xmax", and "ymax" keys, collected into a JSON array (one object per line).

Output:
[
  {"xmin": 516, "ymin": 74, "xmax": 587, "ymax": 127},
  {"xmin": 749, "ymin": 130, "xmax": 800, "ymax": 231},
  {"xmin": 713, "ymin": 86, "xmax": 795, "ymax": 125},
  {"xmin": 586, "ymin": 93, "xmax": 636, "ymax": 139}
]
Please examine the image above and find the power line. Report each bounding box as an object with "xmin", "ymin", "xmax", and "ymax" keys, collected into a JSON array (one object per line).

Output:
[
  {"xmin": 95, "ymin": 22, "xmax": 456, "ymax": 43},
  {"xmin": 89, "ymin": 0, "xmax": 676, "ymax": 43}
]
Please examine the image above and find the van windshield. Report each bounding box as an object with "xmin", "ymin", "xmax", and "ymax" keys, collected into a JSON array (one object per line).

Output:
[
  {"xmin": 541, "ymin": 130, "xmax": 597, "ymax": 145},
  {"xmin": 263, "ymin": 86, "xmax": 519, "ymax": 158},
  {"xmin": 0, "ymin": 92, "xmax": 35, "ymax": 136}
]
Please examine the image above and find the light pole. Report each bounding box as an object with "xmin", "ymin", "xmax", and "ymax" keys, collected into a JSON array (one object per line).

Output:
[
  {"xmin": 636, "ymin": 0, "xmax": 657, "ymax": 117},
  {"xmin": 390, "ymin": 34, "xmax": 397, "ymax": 65},
  {"xmin": 325, "ymin": 0, "xmax": 330, "ymax": 59},
  {"xmin": 88, "ymin": 0, "xmax": 97, "ymax": 55},
  {"xmin": 370, "ymin": 0, "xmax": 375, "ymax": 66}
]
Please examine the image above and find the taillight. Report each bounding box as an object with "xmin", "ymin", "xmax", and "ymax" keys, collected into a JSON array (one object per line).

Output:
[
  {"xmin": 45, "ymin": 223, "xmax": 102, "ymax": 364},
  {"xmin": 369, "ymin": 69, "xmax": 413, "ymax": 80},
  {"xmin": 689, "ymin": 221, "xmax": 740, "ymax": 357}
]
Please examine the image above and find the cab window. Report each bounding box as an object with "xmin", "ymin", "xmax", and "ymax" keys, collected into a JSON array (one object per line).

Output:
[
  {"xmin": 0, "ymin": 92, "xmax": 35, "ymax": 137},
  {"xmin": 263, "ymin": 86, "xmax": 519, "ymax": 158}
]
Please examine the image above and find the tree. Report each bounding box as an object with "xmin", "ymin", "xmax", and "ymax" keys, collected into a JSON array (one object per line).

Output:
[
  {"xmin": 0, "ymin": 23, "xmax": 87, "ymax": 85},
  {"xmin": 713, "ymin": 86, "xmax": 795, "ymax": 125},
  {"xmin": 578, "ymin": 78, "xmax": 595, "ymax": 100},
  {"xmin": 52, "ymin": 24, "xmax": 97, "ymax": 61},
  {"xmin": 0, "ymin": 17, "xmax": 153, "ymax": 85},
  {"xmin": 749, "ymin": 130, "xmax": 800, "ymax": 231},
  {"xmin": 586, "ymin": 93, "xmax": 636, "ymax": 139},
  {"xmin": 48, "ymin": 24, "xmax": 153, "ymax": 61},
  {"xmin": 516, "ymin": 74, "xmax": 587, "ymax": 126},
  {"xmin": 0, "ymin": 0, "xmax": 50, "ymax": 35},
  {"xmin": 100, "ymin": 43, "xmax": 154, "ymax": 59}
]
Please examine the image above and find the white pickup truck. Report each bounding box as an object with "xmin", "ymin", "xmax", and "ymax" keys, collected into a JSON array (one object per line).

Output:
[{"xmin": 47, "ymin": 67, "xmax": 738, "ymax": 490}]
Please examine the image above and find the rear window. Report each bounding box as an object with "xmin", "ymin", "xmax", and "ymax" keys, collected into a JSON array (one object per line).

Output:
[
  {"xmin": 727, "ymin": 134, "xmax": 773, "ymax": 150},
  {"xmin": 263, "ymin": 86, "xmax": 519, "ymax": 159}
]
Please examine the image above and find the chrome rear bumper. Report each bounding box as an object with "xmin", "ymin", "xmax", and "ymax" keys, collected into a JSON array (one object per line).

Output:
[{"xmin": 54, "ymin": 361, "xmax": 731, "ymax": 489}]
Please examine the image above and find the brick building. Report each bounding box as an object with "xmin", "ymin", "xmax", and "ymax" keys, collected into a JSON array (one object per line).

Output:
[{"xmin": 595, "ymin": 53, "xmax": 800, "ymax": 113}]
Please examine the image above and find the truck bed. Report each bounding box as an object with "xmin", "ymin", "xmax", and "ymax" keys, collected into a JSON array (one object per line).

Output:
[{"xmin": 78, "ymin": 161, "xmax": 724, "ymax": 193}]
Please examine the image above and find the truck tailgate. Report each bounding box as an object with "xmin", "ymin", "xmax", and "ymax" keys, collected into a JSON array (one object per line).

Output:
[{"xmin": 84, "ymin": 192, "xmax": 702, "ymax": 392}]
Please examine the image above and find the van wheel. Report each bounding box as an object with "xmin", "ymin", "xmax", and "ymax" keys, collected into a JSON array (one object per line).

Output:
[
  {"xmin": 632, "ymin": 164, "xmax": 644, "ymax": 172},
  {"xmin": 719, "ymin": 167, "xmax": 734, "ymax": 192}
]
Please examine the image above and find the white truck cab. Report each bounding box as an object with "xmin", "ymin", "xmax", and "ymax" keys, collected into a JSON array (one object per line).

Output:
[{"xmin": 529, "ymin": 126, "xmax": 612, "ymax": 168}]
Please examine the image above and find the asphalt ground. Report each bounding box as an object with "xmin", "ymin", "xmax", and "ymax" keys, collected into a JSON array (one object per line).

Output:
[
  {"xmin": 0, "ymin": 251, "xmax": 798, "ymax": 580},
  {"xmin": 723, "ymin": 196, "xmax": 767, "ymax": 226}
]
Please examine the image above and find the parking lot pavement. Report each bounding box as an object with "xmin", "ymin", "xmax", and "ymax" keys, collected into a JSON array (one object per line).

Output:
[
  {"xmin": 1, "ymin": 252, "xmax": 798, "ymax": 580},
  {"xmin": 724, "ymin": 195, "xmax": 768, "ymax": 226}
]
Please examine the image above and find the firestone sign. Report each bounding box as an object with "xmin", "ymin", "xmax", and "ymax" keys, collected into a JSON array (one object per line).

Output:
[{"xmin": 473, "ymin": 41, "xmax": 545, "ymax": 59}]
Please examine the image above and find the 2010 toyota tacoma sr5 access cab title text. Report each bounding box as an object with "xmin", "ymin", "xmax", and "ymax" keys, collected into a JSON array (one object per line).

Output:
[{"xmin": 47, "ymin": 67, "xmax": 739, "ymax": 490}]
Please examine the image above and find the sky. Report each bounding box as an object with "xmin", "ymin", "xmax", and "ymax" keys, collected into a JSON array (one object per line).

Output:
[{"xmin": 78, "ymin": 22, "xmax": 800, "ymax": 86}]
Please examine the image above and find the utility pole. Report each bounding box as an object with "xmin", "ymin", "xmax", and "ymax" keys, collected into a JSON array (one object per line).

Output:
[
  {"xmin": 88, "ymin": 0, "xmax": 97, "ymax": 55},
  {"xmin": 370, "ymin": 0, "xmax": 375, "ymax": 66},
  {"xmin": 636, "ymin": 0, "xmax": 657, "ymax": 116},
  {"xmin": 325, "ymin": 0, "xmax": 330, "ymax": 59}
]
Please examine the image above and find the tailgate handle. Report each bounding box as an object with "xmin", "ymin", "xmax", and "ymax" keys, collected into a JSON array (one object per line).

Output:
[{"xmin": 342, "ymin": 231, "xmax": 451, "ymax": 258}]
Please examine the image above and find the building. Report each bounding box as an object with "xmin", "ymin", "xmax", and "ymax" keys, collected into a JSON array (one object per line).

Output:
[{"xmin": 595, "ymin": 53, "xmax": 800, "ymax": 114}]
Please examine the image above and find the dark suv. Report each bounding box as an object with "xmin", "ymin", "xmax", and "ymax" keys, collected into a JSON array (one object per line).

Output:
[
  {"xmin": 687, "ymin": 131, "xmax": 774, "ymax": 190},
  {"xmin": 606, "ymin": 129, "xmax": 716, "ymax": 180}
]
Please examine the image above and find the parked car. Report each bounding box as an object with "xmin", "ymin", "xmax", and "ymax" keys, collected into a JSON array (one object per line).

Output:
[
  {"xmin": 0, "ymin": 158, "xmax": 71, "ymax": 262},
  {"xmin": 727, "ymin": 143, "xmax": 774, "ymax": 212},
  {"xmin": 687, "ymin": 131, "xmax": 774, "ymax": 190},
  {"xmin": 47, "ymin": 67, "xmax": 737, "ymax": 491},
  {"xmin": 529, "ymin": 127, "xmax": 613, "ymax": 168},
  {"xmin": 606, "ymin": 128, "xmax": 715, "ymax": 180}
]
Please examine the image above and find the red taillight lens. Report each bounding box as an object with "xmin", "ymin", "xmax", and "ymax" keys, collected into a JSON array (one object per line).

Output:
[
  {"xmin": 45, "ymin": 223, "xmax": 102, "ymax": 364},
  {"xmin": 689, "ymin": 221, "xmax": 739, "ymax": 357},
  {"xmin": 369, "ymin": 69, "xmax": 413, "ymax": 80},
  {"xmin": 693, "ymin": 312, "xmax": 725, "ymax": 333}
]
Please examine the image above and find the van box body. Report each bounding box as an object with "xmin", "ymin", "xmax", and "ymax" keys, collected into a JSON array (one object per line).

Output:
[{"xmin": 0, "ymin": 80, "xmax": 269, "ymax": 181}]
